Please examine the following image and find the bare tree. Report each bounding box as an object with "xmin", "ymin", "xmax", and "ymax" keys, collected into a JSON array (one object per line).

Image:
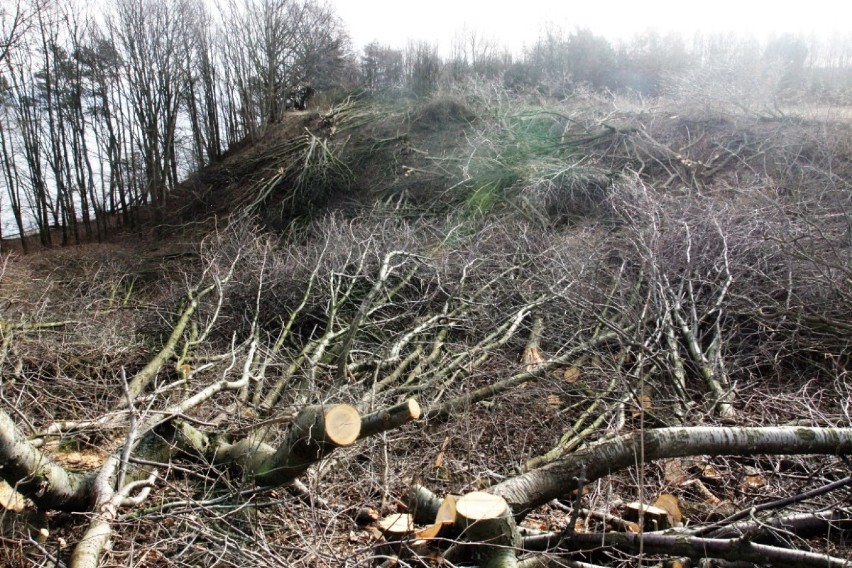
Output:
[
  {"xmin": 0, "ymin": 0, "xmax": 40, "ymax": 65},
  {"xmin": 361, "ymin": 41, "xmax": 404, "ymax": 91},
  {"xmin": 109, "ymin": 0, "xmax": 191, "ymax": 207},
  {"xmin": 219, "ymin": 0, "xmax": 348, "ymax": 137}
]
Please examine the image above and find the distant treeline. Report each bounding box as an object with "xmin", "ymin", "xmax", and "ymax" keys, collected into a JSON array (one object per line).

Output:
[
  {"xmin": 364, "ymin": 27, "xmax": 852, "ymax": 100},
  {"xmin": 1, "ymin": 0, "xmax": 850, "ymax": 249}
]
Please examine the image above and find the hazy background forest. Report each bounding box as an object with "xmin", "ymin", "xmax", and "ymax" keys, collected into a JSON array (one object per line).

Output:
[
  {"xmin": 2, "ymin": 0, "xmax": 852, "ymax": 245},
  {"xmin": 1, "ymin": 1, "xmax": 851, "ymax": 567}
]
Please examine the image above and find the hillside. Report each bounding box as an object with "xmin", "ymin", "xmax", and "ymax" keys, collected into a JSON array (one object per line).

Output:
[{"xmin": 1, "ymin": 86, "xmax": 851, "ymax": 567}]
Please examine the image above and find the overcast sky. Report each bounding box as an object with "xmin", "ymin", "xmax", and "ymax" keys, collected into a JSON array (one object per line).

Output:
[{"xmin": 328, "ymin": 0, "xmax": 852, "ymax": 53}]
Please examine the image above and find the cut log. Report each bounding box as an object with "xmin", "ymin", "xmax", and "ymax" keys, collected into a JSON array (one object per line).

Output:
[
  {"xmin": 254, "ymin": 404, "xmax": 360, "ymax": 487},
  {"xmin": 403, "ymin": 484, "xmax": 444, "ymax": 525},
  {"xmin": 360, "ymin": 399, "xmax": 421, "ymax": 439},
  {"xmin": 456, "ymin": 491, "xmax": 521, "ymax": 568},
  {"xmin": 491, "ymin": 427, "xmax": 852, "ymax": 519},
  {"xmin": 567, "ymin": 532, "xmax": 852, "ymax": 568},
  {"xmin": 709, "ymin": 509, "xmax": 852, "ymax": 540}
]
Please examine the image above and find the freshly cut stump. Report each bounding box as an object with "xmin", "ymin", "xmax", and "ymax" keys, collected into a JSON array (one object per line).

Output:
[
  {"xmin": 456, "ymin": 492, "xmax": 521, "ymax": 568},
  {"xmin": 378, "ymin": 513, "xmax": 415, "ymax": 538},
  {"xmin": 414, "ymin": 494, "xmax": 458, "ymax": 540}
]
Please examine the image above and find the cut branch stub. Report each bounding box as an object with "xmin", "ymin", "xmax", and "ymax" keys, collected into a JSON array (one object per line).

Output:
[
  {"xmin": 456, "ymin": 491, "xmax": 521, "ymax": 568},
  {"xmin": 360, "ymin": 398, "xmax": 421, "ymax": 439},
  {"xmin": 323, "ymin": 405, "xmax": 362, "ymax": 446},
  {"xmin": 255, "ymin": 404, "xmax": 360, "ymax": 487}
]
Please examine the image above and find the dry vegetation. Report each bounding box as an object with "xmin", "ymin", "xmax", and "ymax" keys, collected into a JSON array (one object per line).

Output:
[{"xmin": 1, "ymin": 83, "xmax": 851, "ymax": 567}]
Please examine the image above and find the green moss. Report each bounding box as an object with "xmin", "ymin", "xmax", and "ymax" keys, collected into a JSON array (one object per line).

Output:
[{"xmin": 796, "ymin": 428, "xmax": 817, "ymax": 442}]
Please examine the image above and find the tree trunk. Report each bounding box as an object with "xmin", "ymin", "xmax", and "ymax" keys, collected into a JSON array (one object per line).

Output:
[{"xmin": 455, "ymin": 492, "xmax": 521, "ymax": 568}]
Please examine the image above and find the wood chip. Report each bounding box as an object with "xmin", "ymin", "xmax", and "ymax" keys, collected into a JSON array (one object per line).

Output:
[
  {"xmin": 521, "ymin": 346, "xmax": 545, "ymax": 371},
  {"xmin": 662, "ymin": 459, "xmax": 688, "ymax": 486},
  {"xmin": 562, "ymin": 367, "xmax": 580, "ymax": 383},
  {"xmin": 701, "ymin": 463, "xmax": 722, "ymax": 481},
  {"xmin": 653, "ymin": 494, "xmax": 683, "ymax": 527},
  {"xmin": 0, "ymin": 481, "xmax": 26, "ymax": 513},
  {"xmin": 623, "ymin": 502, "xmax": 670, "ymax": 530}
]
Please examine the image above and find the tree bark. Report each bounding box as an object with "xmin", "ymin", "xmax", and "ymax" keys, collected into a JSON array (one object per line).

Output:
[
  {"xmin": 209, "ymin": 404, "xmax": 361, "ymax": 487},
  {"xmin": 707, "ymin": 509, "xmax": 852, "ymax": 540},
  {"xmin": 403, "ymin": 484, "xmax": 444, "ymax": 525},
  {"xmin": 455, "ymin": 492, "xmax": 521, "ymax": 568}
]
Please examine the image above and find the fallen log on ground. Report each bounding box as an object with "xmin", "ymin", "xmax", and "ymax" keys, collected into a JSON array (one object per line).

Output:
[
  {"xmin": 565, "ymin": 532, "xmax": 852, "ymax": 568},
  {"xmin": 489, "ymin": 426, "xmax": 852, "ymax": 518},
  {"xmin": 220, "ymin": 403, "xmax": 362, "ymax": 486}
]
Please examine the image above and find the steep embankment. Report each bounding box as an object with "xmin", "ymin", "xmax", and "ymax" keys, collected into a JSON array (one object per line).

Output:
[{"xmin": 163, "ymin": 96, "xmax": 476, "ymax": 231}]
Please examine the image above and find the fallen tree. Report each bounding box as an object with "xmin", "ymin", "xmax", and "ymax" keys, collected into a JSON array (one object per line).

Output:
[
  {"xmin": 561, "ymin": 532, "xmax": 852, "ymax": 568},
  {"xmin": 2, "ymin": 85, "xmax": 851, "ymax": 565}
]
